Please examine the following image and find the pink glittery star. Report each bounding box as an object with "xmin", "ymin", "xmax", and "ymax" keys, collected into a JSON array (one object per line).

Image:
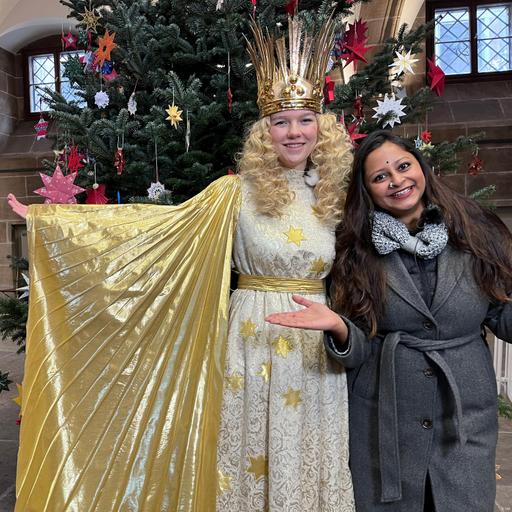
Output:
[{"xmin": 34, "ymin": 165, "xmax": 85, "ymax": 204}]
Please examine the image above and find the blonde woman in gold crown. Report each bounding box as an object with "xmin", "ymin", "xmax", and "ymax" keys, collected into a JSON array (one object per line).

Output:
[{"xmin": 7, "ymin": 17, "xmax": 354, "ymax": 512}]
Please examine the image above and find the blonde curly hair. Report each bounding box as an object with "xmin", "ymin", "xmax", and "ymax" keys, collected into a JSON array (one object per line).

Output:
[{"xmin": 237, "ymin": 112, "xmax": 353, "ymax": 227}]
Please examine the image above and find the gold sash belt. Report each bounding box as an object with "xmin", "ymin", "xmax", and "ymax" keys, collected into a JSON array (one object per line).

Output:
[{"xmin": 237, "ymin": 274, "xmax": 325, "ymax": 294}]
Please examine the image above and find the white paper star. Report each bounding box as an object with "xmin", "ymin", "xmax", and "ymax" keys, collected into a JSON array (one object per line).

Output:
[
  {"xmin": 127, "ymin": 92, "xmax": 137, "ymax": 115},
  {"xmin": 389, "ymin": 49, "xmax": 419, "ymax": 76},
  {"xmin": 16, "ymin": 273, "xmax": 30, "ymax": 299},
  {"xmin": 95, "ymin": 90, "xmax": 109, "ymax": 109},
  {"xmin": 147, "ymin": 181, "xmax": 166, "ymax": 199},
  {"xmin": 372, "ymin": 93, "xmax": 407, "ymax": 128}
]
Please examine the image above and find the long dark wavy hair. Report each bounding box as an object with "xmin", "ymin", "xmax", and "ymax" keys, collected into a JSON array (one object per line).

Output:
[{"xmin": 331, "ymin": 130, "xmax": 512, "ymax": 336}]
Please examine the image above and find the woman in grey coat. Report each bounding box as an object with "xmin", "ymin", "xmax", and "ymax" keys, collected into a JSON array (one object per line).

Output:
[{"xmin": 266, "ymin": 130, "xmax": 512, "ymax": 511}]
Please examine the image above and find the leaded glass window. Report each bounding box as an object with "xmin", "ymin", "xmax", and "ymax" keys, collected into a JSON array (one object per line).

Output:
[{"xmin": 477, "ymin": 4, "xmax": 512, "ymax": 72}]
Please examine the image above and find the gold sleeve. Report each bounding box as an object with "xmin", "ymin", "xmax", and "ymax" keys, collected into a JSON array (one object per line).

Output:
[{"xmin": 16, "ymin": 176, "xmax": 241, "ymax": 511}]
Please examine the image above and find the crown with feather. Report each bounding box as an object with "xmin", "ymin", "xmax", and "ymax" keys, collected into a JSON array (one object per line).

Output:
[{"xmin": 247, "ymin": 16, "xmax": 336, "ymax": 118}]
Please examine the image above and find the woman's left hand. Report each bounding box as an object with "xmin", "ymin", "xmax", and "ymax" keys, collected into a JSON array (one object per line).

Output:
[{"xmin": 265, "ymin": 294, "xmax": 345, "ymax": 333}]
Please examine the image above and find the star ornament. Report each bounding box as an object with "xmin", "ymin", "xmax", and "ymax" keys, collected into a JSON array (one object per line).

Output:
[
  {"xmin": 95, "ymin": 30, "xmax": 117, "ymax": 67},
  {"xmin": 372, "ymin": 93, "xmax": 407, "ymax": 128},
  {"xmin": 62, "ymin": 31, "xmax": 78, "ymax": 50},
  {"xmin": 165, "ymin": 102, "xmax": 183, "ymax": 128},
  {"xmin": 16, "ymin": 272, "xmax": 30, "ymax": 299},
  {"xmin": 147, "ymin": 181, "xmax": 166, "ymax": 199},
  {"xmin": 389, "ymin": 49, "xmax": 419, "ymax": 76},
  {"xmin": 34, "ymin": 116, "xmax": 49, "ymax": 140},
  {"xmin": 427, "ymin": 57, "xmax": 446, "ymax": 97},
  {"xmin": 81, "ymin": 7, "xmax": 101, "ymax": 32},
  {"xmin": 34, "ymin": 165, "xmax": 85, "ymax": 204},
  {"xmin": 95, "ymin": 90, "xmax": 109, "ymax": 109}
]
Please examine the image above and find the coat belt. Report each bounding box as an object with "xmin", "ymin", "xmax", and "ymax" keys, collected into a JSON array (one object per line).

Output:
[{"xmin": 378, "ymin": 331, "xmax": 474, "ymax": 503}]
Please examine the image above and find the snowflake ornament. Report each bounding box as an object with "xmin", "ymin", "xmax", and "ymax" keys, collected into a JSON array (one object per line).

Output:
[
  {"xmin": 95, "ymin": 90, "xmax": 109, "ymax": 108},
  {"xmin": 147, "ymin": 181, "xmax": 166, "ymax": 199},
  {"xmin": 372, "ymin": 93, "xmax": 407, "ymax": 128},
  {"xmin": 128, "ymin": 92, "xmax": 137, "ymax": 115},
  {"xmin": 389, "ymin": 49, "xmax": 419, "ymax": 76}
]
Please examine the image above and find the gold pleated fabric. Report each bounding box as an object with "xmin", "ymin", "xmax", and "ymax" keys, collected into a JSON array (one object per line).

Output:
[{"xmin": 16, "ymin": 176, "xmax": 241, "ymax": 512}]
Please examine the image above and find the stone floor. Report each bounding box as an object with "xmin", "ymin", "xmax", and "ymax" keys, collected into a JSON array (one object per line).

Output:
[{"xmin": 1, "ymin": 340, "xmax": 511, "ymax": 512}]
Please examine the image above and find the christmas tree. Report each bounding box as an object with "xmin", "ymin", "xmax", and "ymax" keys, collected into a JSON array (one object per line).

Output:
[{"xmin": 1, "ymin": 0, "xmax": 482, "ymax": 392}]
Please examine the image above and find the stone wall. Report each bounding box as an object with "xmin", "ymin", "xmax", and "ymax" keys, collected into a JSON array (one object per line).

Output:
[{"xmin": 0, "ymin": 47, "xmax": 21, "ymax": 152}]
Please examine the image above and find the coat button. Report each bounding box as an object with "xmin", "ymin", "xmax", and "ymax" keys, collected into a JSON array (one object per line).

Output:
[
  {"xmin": 422, "ymin": 419, "xmax": 433, "ymax": 429},
  {"xmin": 423, "ymin": 368, "xmax": 434, "ymax": 378},
  {"xmin": 423, "ymin": 320, "xmax": 434, "ymax": 330}
]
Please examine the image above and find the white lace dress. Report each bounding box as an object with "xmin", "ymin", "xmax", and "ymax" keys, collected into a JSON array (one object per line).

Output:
[{"xmin": 216, "ymin": 171, "xmax": 354, "ymax": 511}]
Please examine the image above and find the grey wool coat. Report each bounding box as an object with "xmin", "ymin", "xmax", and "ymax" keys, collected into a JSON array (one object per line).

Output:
[{"xmin": 326, "ymin": 244, "xmax": 512, "ymax": 512}]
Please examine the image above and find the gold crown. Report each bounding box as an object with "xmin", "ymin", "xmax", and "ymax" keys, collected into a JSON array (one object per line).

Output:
[{"xmin": 247, "ymin": 17, "xmax": 335, "ymax": 118}]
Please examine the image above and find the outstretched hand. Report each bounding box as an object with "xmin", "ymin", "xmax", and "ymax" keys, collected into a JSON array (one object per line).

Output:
[
  {"xmin": 7, "ymin": 194, "xmax": 28, "ymax": 219},
  {"xmin": 265, "ymin": 294, "xmax": 348, "ymax": 341}
]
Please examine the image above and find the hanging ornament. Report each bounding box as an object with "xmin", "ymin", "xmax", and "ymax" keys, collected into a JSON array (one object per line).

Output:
[
  {"xmin": 86, "ymin": 183, "xmax": 109, "ymax": 204},
  {"xmin": 80, "ymin": 50, "xmax": 96, "ymax": 72},
  {"xmin": 62, "ymin": 31, "xmax": 78, "ymax": 50},
  {"xmin": 128, "ymin": 92, "xmax": 137, "ymax": 115},
  {"xmin": 353, "ymin": 95, "xmax": 364, "ymax": 121},
  {"xmin": 346, "ymin": 121, "xmax": 367, "ymax": 146},
  {"xmin": 468, "ymin": 152, "xmax": 484, "ymax": 176},
  {"xmin": 421, "ymin": 130, "xmax": 432, "ymax": 143},
  {"xmin": 185, "ymin": 111, "xmax": 191, "ymax": 152},
  {"xmin": 227, "ymin": 168, "xmax": 236, "ymax": 175},
  {"xmin": 166, "ymin": 102, "xmax": 183, "ymax": 128},
  {"xmin": 95, "ymin": 30, "xmax": 117, "ymax": 67},
  {"xmin": 414, "ymin": 136, "xmax": 423, "ymax": 149},
  {"xmin": 216, "ymin": 0, "xmax": 224, "ymax": 9},
  {"xmin": 323, "ymin": 76, "xmax": 335, "ymax": 105},
  {"xmin": 114, "ymin": 148, "xmax": 126, "ymax": 175},
  {"xmin": 147, "ymin": 181, "xmax": 166, "ymax": 199},
  {"xmin": 80, "ymin": 5, "xmax": 101, "ymax": 33},
  {"xmin": 372, "ymin": 93, "xmax": 407, "ymax": 128},
  {"xmin": 251, "ymin": 0, "xmax": 257, "ymax": 17},
  {"xmin": 389, "ymin": 48, "xmax": 419, "ymax": 76},
  {"xmin": 419, "ymin": 142, "xmax": 434, "ymax": 156},
  {"xmin": 95, "ymin": 90, "xmax": 109, "ymax": 108},
  {"xmin": 34, "ymin": 115, "xmax": 49, "ymax": 140},
  {"xmin": 16, "ymin": 272, "xmax": 30, "ymax": 300},
  {"xmin": 101, "ymin": 60, "xmax": 118, "ymax": 81},
  {"xmin": 34, "ymin": 165, "xmax": 85, "ymax": 204},
  {"xmin": 337, "ymin": 20, "xmax": 370, "ymax": 68},
  {"xmin": 68, "ymin": 145, "xmax": 85, "ymax": 173},
  {"xmin": 427, "ymin": 57, "xmax": 446, "ymax": 97},
  {"xmin": 286, "ymin": 0, "xmax": 299, "ymax": 15}
]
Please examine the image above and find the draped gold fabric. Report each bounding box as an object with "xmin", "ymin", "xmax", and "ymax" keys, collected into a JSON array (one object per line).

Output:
[{"xmin": 16, "ymin": 176, "xmax": 241, "ymax": 512}]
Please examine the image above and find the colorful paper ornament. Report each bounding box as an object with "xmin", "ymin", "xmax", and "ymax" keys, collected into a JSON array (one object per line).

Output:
[
  {"xmin": 95, "ymin": 90, "xmax": 109, "ymax": 108},
  {"xmin": 165, "ymin": 102, "xmax": 183, "ymax": 128},
  {"xmin": 427, "ymin": 57, "xmax": 446, "ymax": 97},
  {"xmin": 86, "ymin": 183, "xmax": 109, "ymax": 204},
  {"xmin": 338, "ymin": 20, "xmax": 370, "ymax": 67},
  {"xmin": 34, "ymin": 165, "xmax": 85, "ymax": 204},
  {"xmin": 346, "ymin": 120, "xmax": 367, "ymax": 146},
  {"xmin": 80, "ymin": 50, "xmax": 96, "ymax": 72},
  {"xmin": 128, "ymin": 92, "xmax": 137, "ymax": 115},
  {"xmin": 419, "ymin": 142, "xmax": 434, "ymax": 155},
  {"xmin": 323, "ymin": 76, "xmax": 335, "ymax": 105},
  {"xmin": 114, "ymin": 147, "xmax": 126, "ymax": 175},
  {"xmin": 414, "ymin": 137, "xmax": 423, "ymax": 149},
  {"xmin": 62, "ymin": 31, "xmax": 78, "ymax": 50},
  {"xmin": 80, "ymin": 6, "xmax": 101, "ymax": 32},
  {"xmin": 67, "ymin": 145, "xmax": 85, "ymax": 173},
  {"xmin": 372, "ymin": 93, "xmax": 407, "ymax": 128},
  {"xmin": 16, "ymin": 272, "xmax": 30, "ymax": 300},
  {"xmin": 468, "ymin": 152, "xmax": 484, "ymax": 176},
  {"xmin": 34, "ymin": 115, "xmax": 49, "ymax": 140},
  {"xmin": 389, "ymin": 49, "xmax": 418, "ymax": 76},
  {"xmin": 147, "ymin": 181, "xmax": 166, "ymax": 199},
  {"xmin": 95, "ymin": 30, "xmax": 117, "ymax": 67},
  {"xmin": 251, "ymin": 0, "xmax": 257, "ymax": 16},
  {"xmin": 421, "ymin": 130, "xmax": 432, "ymax": 143}
]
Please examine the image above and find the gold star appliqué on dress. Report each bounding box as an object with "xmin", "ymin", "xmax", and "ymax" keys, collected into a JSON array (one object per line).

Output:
[
  {"xmin": 225, "ymin": 372, "xmax": 244, "ymax": 391},
  {"xmin": 165, "ymin": 102, "xmax": 183, "ymax": 128},
  {"xmin": 272, "ymin": 335, "xmax": 293, "ymax": 357},
  {"xmin": 240, "ymin": 319, "xmax": 257, "ymax": 339},
  {"xmin": 310, "ymin": 257, "xmax": 327, "ymax": 274},
  {"xmin": 256, "ymin": 362, "xmax": 271, "ymax": 383},
  {"xmin": 284, "ymin": 226, "xmax": 306, "ymax": 246},
  {"xmin": 247, "ymin": 455, "xmax": 268, "ymax": 481},
  {"xmin": 217, "ymin": 469, "xmax": 232, "ymax": 494},
  {"xmin": 283, "ymin": 387, "xmax": 302, "ymax": 408}
]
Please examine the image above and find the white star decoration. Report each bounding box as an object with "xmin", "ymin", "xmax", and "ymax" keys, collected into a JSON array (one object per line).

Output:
[
  {"xmin": 128, "ymin": 92, "xmax": 137, "ymax": 115},
  {"xmin": 389, "ymin": 49, "xmax": 419, "ymax": 76},
  {"xmin": 372, "ymin": 93, "xmax": 407, "ymax": 128},
  {"xmin": 16, "ymin": 273, "xmax": 30, "ymax": 299},
  {"xmin": 147, "ymin": 181, "xmax": 166, "ymax": 199},
  {"xmin": 94, "ymin": 90, "xmax": 109, "ymax": 109}
]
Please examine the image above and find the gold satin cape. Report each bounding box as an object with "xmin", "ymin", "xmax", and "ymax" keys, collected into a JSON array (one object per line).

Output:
[{"xmin": 16, "ymin": 176, "xmax": 241, "ymax": 511}]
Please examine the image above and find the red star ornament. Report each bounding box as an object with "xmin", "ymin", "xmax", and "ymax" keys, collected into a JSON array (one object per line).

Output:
[
  {"xmin": 34, "ymin": 165, "xmax": 85, "ymax": 204},
  {"xmin": 62, "ymin": 31, "xmax": 78, "ymax": 50},
  {"xmin": 323, "ymin": 76, "xmax": 335, "ymax": 105},
  {"xmin": 34, "ymin": 116, "xmax": 49, "ymax": 140},
  {"xmin": 347, "ymin": 121, "xmax": 367, "ymax": 146},
  {"xmin": 67, "ymin": 145, "xmax": 85, "ymax": 173},
  {"xmin": 468, "ymin": 154, "xmax": 484, "ymax": 176},
  {"xmin": 339, "ymin": 20, "xmax": 370, "ymax": 68},
  {"xmin": 427, "ymin": 58, "xmax": 446, "ymax": 97},
  {"xmin": 421, "ymin": 130, "xmax": 432, "ymax": 143},
  {"xmin": 86, "ymin": 184, "xmax": 109, "ymax": 204},
  {"xmin": 95, "ymin": 30, "xmax": 117, "ymax": 67}
]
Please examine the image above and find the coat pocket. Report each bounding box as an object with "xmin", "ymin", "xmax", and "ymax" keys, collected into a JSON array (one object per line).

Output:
[{"xmin": 348, "ymin": 351, "xmax": 380, "ymax": 399}]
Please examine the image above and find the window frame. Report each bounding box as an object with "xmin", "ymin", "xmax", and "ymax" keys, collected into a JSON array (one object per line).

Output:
[
  {"xmin": 22, "ymin": 35, "xmax": 83, "ymax": 119},
  {"xmin": 427, "ymin": 0, "xmax": 512, "ymax": 82}
]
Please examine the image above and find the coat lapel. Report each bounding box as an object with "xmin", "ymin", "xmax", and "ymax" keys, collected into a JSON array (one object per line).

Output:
[
  {"xmin": 430, "ymin": 243, "xmax": 466, "ymax": 316},
  {"xmin": 385, "ymin": 252, "xmax": 435, "ymax": 321}
]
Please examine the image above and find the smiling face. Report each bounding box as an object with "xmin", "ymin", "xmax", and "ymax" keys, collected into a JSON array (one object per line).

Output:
[
  {"xmin": 269, "ymin": 109, "xmax": 318, "ymax": 171},
  {"xmin": 363, "ymin": 141, "xmax": 426, "ymax": 229}
]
